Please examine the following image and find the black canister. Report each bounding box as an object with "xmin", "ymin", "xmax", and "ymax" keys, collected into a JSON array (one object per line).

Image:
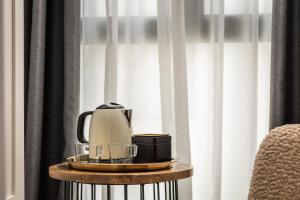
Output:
[{"xmin": 132, "ymin": 134, "xmax": 172, "ymax": 163}]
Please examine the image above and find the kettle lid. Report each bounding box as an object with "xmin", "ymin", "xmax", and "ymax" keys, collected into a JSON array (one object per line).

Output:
[{"xmin": 96, "ymin": 102, "xmax": 124, "ymax": 109}]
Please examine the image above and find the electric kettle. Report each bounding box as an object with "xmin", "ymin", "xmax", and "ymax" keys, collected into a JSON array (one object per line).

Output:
[{"xmin": 77, "ymin": 103, "xmax": 133, "ymax": 160}]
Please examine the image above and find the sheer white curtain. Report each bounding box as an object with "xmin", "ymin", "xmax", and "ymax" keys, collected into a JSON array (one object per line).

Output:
[{"xmin": 80, "ymin": 0, "xmax": 273, "ymax": 199}]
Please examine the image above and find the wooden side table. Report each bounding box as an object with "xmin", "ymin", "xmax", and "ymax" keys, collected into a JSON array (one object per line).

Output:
[{"xmin": 49, "ymin": 162, "xmax": 193, "ymax": 200}]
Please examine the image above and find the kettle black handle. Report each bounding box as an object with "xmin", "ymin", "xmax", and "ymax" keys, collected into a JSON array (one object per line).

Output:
[{"xmin": 77, "ymin": 111, "xmax": 93, "ymax": 143}]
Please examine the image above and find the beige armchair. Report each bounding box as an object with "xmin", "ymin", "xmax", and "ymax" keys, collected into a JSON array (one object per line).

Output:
[{"xmin": 249, "ymin": 124, "xmax": 300, "ymax": 199}]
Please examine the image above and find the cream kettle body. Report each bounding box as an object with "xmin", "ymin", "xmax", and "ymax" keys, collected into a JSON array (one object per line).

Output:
[{"xmin": 77, "ymin": 103, "xmax": 133, "ymax": 160}]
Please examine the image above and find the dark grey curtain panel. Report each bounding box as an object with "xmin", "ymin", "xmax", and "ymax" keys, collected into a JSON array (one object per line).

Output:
[
  {"xmin": 25, "ymin": 0, "xmax": 80, "ymax": 200},
  {"xmin": 270, "ymin": 0, "xmax": 300, "ymax": 129}
]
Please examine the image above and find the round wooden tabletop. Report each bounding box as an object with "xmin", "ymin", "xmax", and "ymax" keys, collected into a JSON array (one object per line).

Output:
[{"xmin": 49, "ymin": 162, "xmax": 193, "ymax": 185}]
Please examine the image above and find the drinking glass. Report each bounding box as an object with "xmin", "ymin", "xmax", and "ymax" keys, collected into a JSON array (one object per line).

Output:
[
  {"xmin": 75, "ymin": 143, "xmax": 89, "ymax": 163},
  {"xmin": 75, "ymin": 143, "xmax": 103, "ymax": 163},
  {"xmin": 109, "ymin": 144, "xmax": 126, "ymax": 163},
  {"xmin": 126, "ymin": 144, "xmax": 138, "ymax": 163},
  {"xmin": 109, "ymin": 144, "xmax": 138, "ymax": 163},
  {"xmin": 89, "ymin": 144, "xmax": 103, "ymax": 163}
]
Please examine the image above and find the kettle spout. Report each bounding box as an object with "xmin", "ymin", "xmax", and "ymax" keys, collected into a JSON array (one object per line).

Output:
[{"xmin": 123, "ymin": 110, "xmax": 132, "ymax": 127}]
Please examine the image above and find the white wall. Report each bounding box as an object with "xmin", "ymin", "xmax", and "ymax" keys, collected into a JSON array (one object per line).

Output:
[{"xmin": 0, "ymin": 0, "xmax": 24, "ymax": 199}]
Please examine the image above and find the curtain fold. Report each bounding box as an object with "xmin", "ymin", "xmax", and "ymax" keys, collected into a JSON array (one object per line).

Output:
[
  {"xmin": 64, "ymin": 0, "xmax": 81, "ymax": 159},
  {"xmin": 25, "ymin": 0, "xmax": 80, "ymax": 200},
  {"xmin": 157, "ymin": 0, "xmax": 175, "ymax": 141},
  {"xmin": 104, "ymin": 0, "xmax": 118, "ymax": 103},
  {"xmin": 210, "ymin": 0, "xmax": 224, "ymax": 197},
  {"xmin": 25, "ymin": 0, "xmax": 47, "ymax": 199},
  {"xmin": 270, "ymin": 0, "xmax": 300, "ymax": 129},
  {"xmin": 171, "ymin": 0, "xmax": 192, "ymax": 199}
]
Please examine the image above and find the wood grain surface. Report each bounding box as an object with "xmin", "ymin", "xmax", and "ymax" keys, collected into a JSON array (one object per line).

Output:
[{"xmin": 49, "ymin": 162, "xmax": 193, "ymax": 185}]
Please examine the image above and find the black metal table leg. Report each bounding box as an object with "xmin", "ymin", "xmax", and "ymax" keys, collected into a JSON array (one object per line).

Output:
[
  {"xmin": 94, "ymin": 185, "xmax": 96, "ymax": 200},
  {"xmin": 168, "ymin": 181, "xmax": 172, "ymax": 200},
  {"xmin": 91, "ymin": 184, "xmax": 97, "ymax": 200},
  {"xmin": 140, "ymin": 184, "xmax": 145, "ymax": 200},
  {"xmin": 172, "ymin": 181, "xmax": 176, "ymax": 200},
  {"xmin": 156, "ymin": 183, "xmax": 160, "ymax": 200},
  {"xmin": 91, "ymin": 184, "xmax": 93, "ymax": 200},
  {"xmin": 175, "ymin": 181, "xmax": 178, "ymax": 200},
  {"xmin": 153, "ymin": 184, "xmax": 156, "ymax": 200},
  {"xmin": 107, "ymin": 185, "xmax": 111, "ymax": 200},
  {"xmin": 81, "ymin": 183, "xmax": 83, "ymax": 200},
  {"xmin": 71, "ymin": 182, "xmax": 73, "ymax": 200},
  {"xmin": 124, "ymin": 185, "xmax": 128, "ymax": 200}
]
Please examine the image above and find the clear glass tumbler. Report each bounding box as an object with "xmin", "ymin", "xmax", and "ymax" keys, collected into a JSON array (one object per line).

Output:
[
  {"xmin": 109, "ymin": 144, "xmax": 138, "ymax": 163},
  {"xmin": 75, "ymin": 143, "xmax": 103, "ymax": 163},
  {"xmin": 89, "ymin": 144, "xmax": 103, "ymax": 163},
  {"xmin": 126, "ymin": 144, "xmax": 138, "ymax": 163},
  {"xmin": 75, "ymin": 143, "xmax": 89, "ymax": 163}
]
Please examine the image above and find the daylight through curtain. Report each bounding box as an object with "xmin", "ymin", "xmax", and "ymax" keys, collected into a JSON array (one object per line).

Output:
[{"xmin": 80, "ymin": 0, "xmax": 273, "ymax": 199}]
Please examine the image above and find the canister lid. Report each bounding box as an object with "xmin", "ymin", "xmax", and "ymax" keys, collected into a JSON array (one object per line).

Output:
[{"xmin": 132, "ymin": 134, "xmax": 171, "ymax": 144}]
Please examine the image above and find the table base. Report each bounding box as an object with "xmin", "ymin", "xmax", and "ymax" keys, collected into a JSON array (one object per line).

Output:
[{"xmin": 63, "ymin": 181, "xmax": 179, "ymax": 200}]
